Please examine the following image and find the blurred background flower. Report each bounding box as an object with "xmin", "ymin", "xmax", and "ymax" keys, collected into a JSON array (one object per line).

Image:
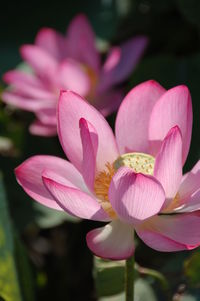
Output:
[{"xmin": 2, "ymin": 14, "xmax": 147, "ymax": 136}]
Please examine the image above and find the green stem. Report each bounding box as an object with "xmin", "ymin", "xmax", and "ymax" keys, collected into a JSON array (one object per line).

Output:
[
  {"xmin": 136, "ymin": 264, "xmax": 169, "ymax": 291},
  {"xmin": 125, "ymin": 255, "xmax": 134, "ymax": 301},
  {"xmin": 135, "ymin": 264, "xmax": 170, "ymax": 300}
]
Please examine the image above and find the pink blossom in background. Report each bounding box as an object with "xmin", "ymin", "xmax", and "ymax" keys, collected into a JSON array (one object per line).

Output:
[
  {"xmin": 15, "ymin": 80, "xmax": 200, "ymax": 260},
  {"xmin": 2, "ymin": 14, "xmax": 148, "ymax": 136}
]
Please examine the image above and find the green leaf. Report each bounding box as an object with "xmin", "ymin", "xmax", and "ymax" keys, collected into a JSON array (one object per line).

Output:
[
  {"xmin": 0, "ymin": 173, "xmax": 22, "ymax": 301},
  {"xmin": 94, "ymin": 257, "xmax": 160, "ymax": 300},
  {"xmin": 99, "ymin": 278, "xmax": 157, "ymax": 301},
  {"xmin": 94, "ymin": 257, "xmax": 127, "ymax": 297}
]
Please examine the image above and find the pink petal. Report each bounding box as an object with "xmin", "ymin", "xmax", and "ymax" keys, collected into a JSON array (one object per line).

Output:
[
  {"xmin": 42, "ymin": 172, "xmax": 110, "ymax": 221},
  {"xmin": 66, "ymin": 14, "xmax": 100, "ymax": 72},
  {"xmin": 174, "ymin": 161, "xmax": 200, "ymax": 213},
  {"xmin": 136, "ymin": 213, "xmax": 200, "ymax": 250},
  {"xmin": 2, "ymin": 91, "xmax": 55, "ymax": 112},
  {"xmin": 115, "ymin": 80, "xmax": 165, "ymax": 154},
  {"xmin": 3, "ymin": 70, "xmax": 55, "ymax": 100},
  {"xmin": 149, "ymin": 85, "xmax": 192, "ymax": 164},
  {"xmin": 35, "ymin": 27, "xmax": 68, "ymax": 61},
  {"xmin": 57, "ymin": 59, "xmax": 90, "ymax": 96},
  {"xmin": 154, "ymin": 126, "xmax": 182, "ymax": 207},
  {"xmin": 175, "ymin": 190, "xmax": 200, "ymax": 213},
  {"xmin": 179, "ymin": 160, "xmax": 200, "ymax": 201},
  {"xmin": 4, "ymin": 69, "xmax": 39, "ymax": 87},
  {"xmin": 15, "ymin": 155, "xmax": 87, "ymax": 210},
  {"xmin": 102, "ymin": 47, "xmax": 121, "ymax": 72},
  {"xmin": 86, "ymin": 220, "xmax": 134, "ymax": 260},
  {"xmin": 98, "ymin": 36, "xmax": 148, "ymax": 92},
  {"xmin": 20, "ymin": 45, "xmax": 58, "ymax": 76},
  {"xmin": 136, "ymin": 227, "xmax": 190, "ymax": 252},
  {"xmin": 58, "ymin": 90, "xmax": 119, "ymax": 172},
  {"xmin": 36, "ymin": 108, "xmax": 57, "ymax": 126},
  {"xmin": 109, "ymin": 167, "xmax": 165, "ymax": 224},
  {"xmin": 29, "ymin": 121, "xmax": 57, "ymax": 136},
  {"xmin": 94, "ymin": 89, "xmax": 123, "ymax": 117},
  {"xmin": 79, "ymin": 118, "xmax": 98, "ymax": 192}
]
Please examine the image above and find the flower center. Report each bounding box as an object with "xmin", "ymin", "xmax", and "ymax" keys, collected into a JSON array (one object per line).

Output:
[
  {"xmin": 94, "ymin": 152, "xmax": 155, "ymax": 218},
  {"xmin": 114, "ymin": 152, "xmax": 155, "ymax": 175}
]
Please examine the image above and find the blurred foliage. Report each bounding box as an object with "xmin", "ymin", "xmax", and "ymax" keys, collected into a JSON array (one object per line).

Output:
[
  {"xmin": 94, "ymin": 258, "xmax": 128, "ymax": 297},
  {"xmin": 33, "ymin": 203, "xmax": 79, "ymax": 229},
  {"xmin": 99, "ymin": 278, "xmax": 157, "ymax": 301},
  {"xmin": 180, "ymin": 294, "xmax": 200, "ymax": 301},
  {"xmin": 184, "ymin": 252, "xmax": 200, "ymax": 288},
  {"xmin": 0, "ymin": 174, "xmax": 35, "ymax": 301},
  {"xmin": 0, "ymin": 174, "xmax": 22, "ymax": 301},
  {"xmin": 0, "ymin": 0, "xmax": 200, "ymax": 300},
  {"xmin": 176, "ymin": 0, "xmax": 200, "ymax": 28},
  {"xmin": 14, "ymin": 235, "xmax": 35, "ymax": 301},
  {"xmin": 95, "ymin": 257, "xmax": 171, "ymax": 300}
]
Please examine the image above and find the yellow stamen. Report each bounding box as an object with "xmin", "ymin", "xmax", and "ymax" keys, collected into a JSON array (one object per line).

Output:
[{"xmin": 94, "ymin": 163, "xmax": 116, "ymax": 218}]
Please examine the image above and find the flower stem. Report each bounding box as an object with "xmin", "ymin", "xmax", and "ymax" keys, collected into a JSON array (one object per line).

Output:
[{"xmin": 125, "ymin": 254, "xmax": 134, "ymax": 301}]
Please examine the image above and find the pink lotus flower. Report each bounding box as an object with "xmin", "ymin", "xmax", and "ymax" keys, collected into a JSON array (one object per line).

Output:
[
  {"xmin": 2, "ymin": 14, "xmax": 148, "ymax": 136},
  {"xmin": 15, "ymin": 80, "xmax": 200, "ymax": 260}
]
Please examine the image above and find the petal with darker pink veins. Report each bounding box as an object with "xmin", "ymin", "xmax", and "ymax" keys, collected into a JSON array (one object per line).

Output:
[
  {"xmin": 175, "ymin": 190, "xmax": 200, "ymax": 213},
  {"xmin": 136, "ymin": 213, "xmax": 200, "ymax": 251},
  {"xmin": 154, "ymin": 126, "xmax": 182, "ymax": 207},
  {"xmin": 174, "ymin": 161, "xmax": 200, "ymax": 213},
  {"xmin": 115, "ymin": 80, "xmax": 165, "ymax": 154},
  {"xmin": 58, "ymin": 90, "xmax": 119, "ymax": 172},
  {"xmin": 109, "ymin": 167, "xmax": 165, "ymax": 224},
  {"xmin": 179, "ymin": 160, "xmax": 200, "ymax": 201},
  {"xmin": 43, "ymin": 172, "xmax": 110, "ymax": 221},
  {"xmin": 15, "ymin": 155, "xmax": 87, "ymax": 210},
  {"xmin": 149, "ymin": 85, "xmax": 192, "ymax": 164},
  {"xmin": 79, "ymin": 118, "xmax": 98, "ymax": 192},
  {"xmin": 136, "ymin": 227, "xmax": 189, "ymax": 252}
]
